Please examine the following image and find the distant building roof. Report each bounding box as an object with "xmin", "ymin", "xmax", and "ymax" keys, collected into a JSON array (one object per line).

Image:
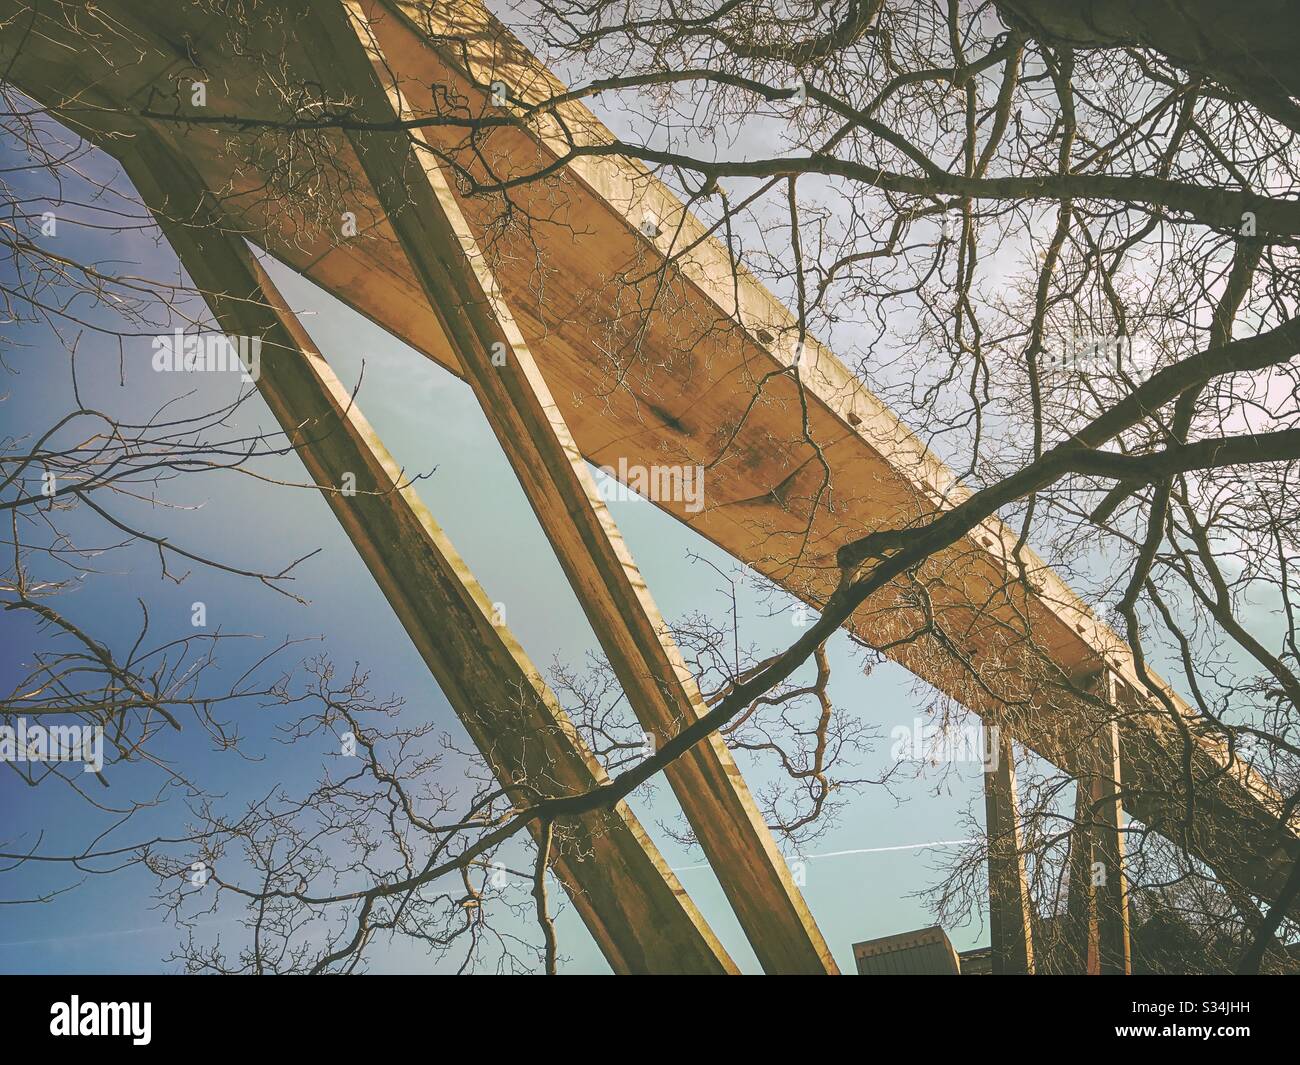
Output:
[{"xmin": 852, "ymin": 926, "xmax": 962, "ymax": 975}]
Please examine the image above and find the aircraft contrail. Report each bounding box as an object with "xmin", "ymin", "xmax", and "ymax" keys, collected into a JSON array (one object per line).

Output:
[{"xmin": 671, "ymin": 839, "xmax": 973, "ymax": 873}]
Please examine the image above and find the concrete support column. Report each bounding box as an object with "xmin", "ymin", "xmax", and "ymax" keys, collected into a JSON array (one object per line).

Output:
[
  {"xmin": 1070, "ymin": 673, "xmax": 1132, "ymax": 975},
  {"xmin": 1066, "ymin": 778, "xmax": 1100, "ymax": 974},
  {"xmin": 984, "ymin": 727, "xmax": 1035, "ymax": 974}
]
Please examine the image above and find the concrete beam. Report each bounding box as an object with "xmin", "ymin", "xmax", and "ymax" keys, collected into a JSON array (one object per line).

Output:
[
  {"xmin": 112, "ymin": 128, "xmax": 737, "ymax": 975},
  {"xmin": 283, "ymin": 0, "xmax": 837, "ymax": 974},
  {"xmin": 983, "ymin": 729, "xmax": 1035, "ymax": 974}
]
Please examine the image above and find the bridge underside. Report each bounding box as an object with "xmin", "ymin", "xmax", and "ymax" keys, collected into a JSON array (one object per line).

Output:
[{"xmin": 3, "ymin": 0, "xmax": 1297, "ymax": 953}]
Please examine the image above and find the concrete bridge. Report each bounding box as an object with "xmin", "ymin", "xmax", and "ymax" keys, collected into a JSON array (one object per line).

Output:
[{"xmin": 3, "ymin": 0, "xmax": 1294, "ymax": 972}]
